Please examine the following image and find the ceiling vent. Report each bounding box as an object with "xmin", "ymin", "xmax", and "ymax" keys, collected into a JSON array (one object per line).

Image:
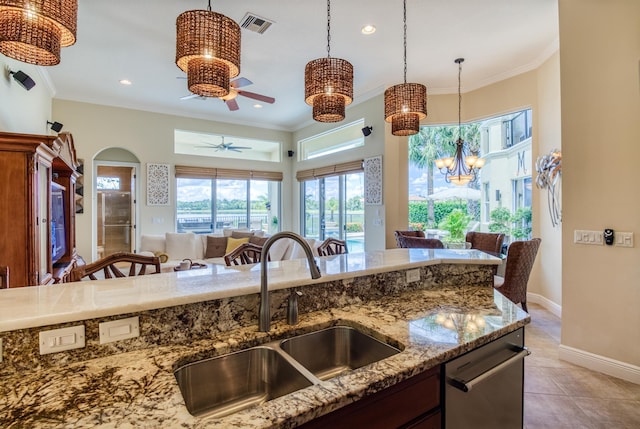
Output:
[{"xmin": 239, "ymin": 13, "xmax": 274, "ymax": 34}]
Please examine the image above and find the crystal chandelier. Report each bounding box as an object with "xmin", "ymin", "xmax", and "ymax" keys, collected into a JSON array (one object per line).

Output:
[
  {"xmin": 176, "ymin": 0, "xmax": 241, "ymax": 98},
  {"xmin": 0, "ymin": 0, "xmax": 77, "ymax": 66},
  {"xmin": 384, "ymin": 0, "xmax": 427, "ymax": 136},
  {"xmin": 304, "ymin": 0, "xmax": 353, "ymax": 123},
  {"xmin": 435, "ymin": 58, "xmax": 485, "ymax": 186}
]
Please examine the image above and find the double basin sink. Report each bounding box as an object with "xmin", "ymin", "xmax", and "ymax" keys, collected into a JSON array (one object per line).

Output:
[{"xmin": 174, "ymin": 325, "xmax": 402, "ymax": 419}]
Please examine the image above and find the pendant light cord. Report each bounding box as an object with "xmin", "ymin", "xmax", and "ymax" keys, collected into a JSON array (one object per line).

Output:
[
  {"xmin": 326, "ymin": 0, "xmax": 332, "ymax": 58},
  {"xmin": 457, "ymin": 58, "xmax": 464, "ymax": 134},
  {"xmin": 403, "ymin": 0, "xmax": 407, "ymax": 84},
  {"xmin": 207, "ymin": 0, "xmax": 212, "ymax": 11}
]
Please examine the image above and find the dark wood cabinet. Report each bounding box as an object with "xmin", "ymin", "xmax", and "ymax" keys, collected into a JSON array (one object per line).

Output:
[
  {"xmin": 298, "ymin": 366, "xmax": 441, "ymax": 429},
  {"xmin": 0, "ymin": 132, "xmax": 81, "ymax": 287}
]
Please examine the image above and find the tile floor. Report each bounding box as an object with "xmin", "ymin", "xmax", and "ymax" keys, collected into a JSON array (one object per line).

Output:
[{"xmin": 524, "ymin": 303, "xmax": 640, "ymax": 429}]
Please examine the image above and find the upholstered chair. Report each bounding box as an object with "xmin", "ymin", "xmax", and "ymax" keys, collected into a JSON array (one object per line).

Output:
[
  {"xmin": 465, "ymin": 231, "xmax": 505, "ymax": 255},
  {"xmin": 494, "ymin": 238, "xmax": 541, "ymax": 312},
  {"xmin": 70, "ymin": 252, "xmax": 161, "ymax": 281},
  {"xmin": 396, "ymin": 236, "xmax": 445, "ymax": 249},
  {"xmin": 394, "ymin": 230, "xmax": 425, "ymax": 247}
]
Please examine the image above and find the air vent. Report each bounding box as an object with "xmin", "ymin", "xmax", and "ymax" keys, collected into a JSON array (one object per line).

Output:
[{"xmin": 240, "ymin": 12, "xmax": 274, "ymax": 34}]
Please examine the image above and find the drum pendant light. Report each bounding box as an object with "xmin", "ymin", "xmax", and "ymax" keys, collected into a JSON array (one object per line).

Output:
[
  {"xmin": 304, "ymin": 0, "xmax": 353, "ymax": 123},
  {"xmin": 384, "ymin": 0, "xmax": 427, "ymax": 136},
  {"xmin": 0, "ymin": 0, "xmax": 77, "ymax": 66},
  {"xmin": 176, "ymin": 0, "xmax": 241, "ymax": 98}
]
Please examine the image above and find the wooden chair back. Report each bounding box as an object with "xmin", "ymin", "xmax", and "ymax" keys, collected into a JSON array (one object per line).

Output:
[
  {"xmin": 394, "ymin": 230, "xmax": 425, "ymax": 247},
  {"xmin": 496, "ymin": 238, "xmax": 541, "ymax": 312},
  {"xmin": 224, "ymin": 242, "xmax": 265, "ymax": 266},
  {"xmin": 465, "ymin": 231, "xmax": 505, "ymax": 255},
  {"xmin": 396, "ymin": 236, "xmax": 445, "ymax": 249},
  {"xmin": 0, "ymin": 265, "xmax": 8, "ymax": 289},
  {"xmin": 70, "ymin": 252, "xmax": 161, "ymax": 281},
  {"xmin": 318, "ymin": 238, "xmax": 348, "ymax": 256}
]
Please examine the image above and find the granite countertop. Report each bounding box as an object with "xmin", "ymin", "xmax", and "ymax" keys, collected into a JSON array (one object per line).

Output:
[
  {"xmin": 0, "ymin": 248, "xmax": 500, "ymax": 332},
  {"xmin": 0, "ymin": 286, "xmax": 528, "ymax": 428}
]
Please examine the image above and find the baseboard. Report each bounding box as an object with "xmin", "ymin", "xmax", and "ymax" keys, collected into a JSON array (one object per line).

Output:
[
  {"xmin": 558, "ymin": 344, "xmax": 640, "ymax": 384},
  {"xmin": 527, "ymin": 292, "xmax": 562, "ymax": 317}
]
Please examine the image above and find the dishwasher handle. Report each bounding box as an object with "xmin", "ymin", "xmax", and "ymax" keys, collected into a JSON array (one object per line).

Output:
[{"xmin": 448, "ymin": 346, "xmax": 530, "ymax": 393}]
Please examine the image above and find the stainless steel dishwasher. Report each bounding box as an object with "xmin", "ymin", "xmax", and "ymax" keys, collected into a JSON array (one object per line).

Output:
[{"xmin": 444, "ymin": 327, "xmax": 528, "ymax": 428}]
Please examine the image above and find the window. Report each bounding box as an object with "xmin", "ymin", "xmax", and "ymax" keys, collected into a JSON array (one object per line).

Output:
[
  {"xmin": 174, "ymin": 130, "xmax": 281, "ymax": 163},
  {"xmin": 297, "ymin": 161, "xmax": 364, "ymax": 252},
  {"xmin": 96, "ymin": 177, "xmax": 120, "ymax": 190},
  {"xmin": 175, "ymin": 166, "xmax": 282, "ymax": 234},
  {"xmin": 503, "ymin": 110, "xmax": 532, "ymax": 149},
  {"xmin": 298, "ymin": 119, "xmax": 365, "ymax": 161}
]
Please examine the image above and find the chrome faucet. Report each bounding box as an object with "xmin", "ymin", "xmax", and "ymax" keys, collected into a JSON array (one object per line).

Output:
[{"xmin": 259, "ymin": 231, "xmax": 321, "ymax": 332}]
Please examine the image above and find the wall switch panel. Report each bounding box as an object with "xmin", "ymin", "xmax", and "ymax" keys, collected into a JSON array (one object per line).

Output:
[
  {"xmin": 615, "ymin": 231, "xmax": 634, "ymax": 248},
  {"xmin": 99, "ymin": 316, "xmax": 139, "ymax": 344},
  {"xmin": 406, "ymin": 269, "xmax": 421, "ymax": 283},
  {"xmin": 573, "ymin": 230, "xmax": 603, "ymax": 245},
  {"xmin": 39, "ymin": 325, "xmax": 85, "ymax": 355}
]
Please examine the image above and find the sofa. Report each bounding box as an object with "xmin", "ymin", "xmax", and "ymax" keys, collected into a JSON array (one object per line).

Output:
[{"xmin": 139, "ymin": 230, "xmax": 320, "ymax": 270}]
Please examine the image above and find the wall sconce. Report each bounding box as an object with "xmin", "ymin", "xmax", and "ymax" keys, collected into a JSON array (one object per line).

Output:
[
  {"xmin": 8, "ymin": 70, "xmax": 36, "ymax": 90},
  {"xmin": 47, "ymin": 121, "xmax": 63, "ymax": 132},
  {"xmin": 361, "ymin": 126, "xmax": 373, "ymax": 137}
]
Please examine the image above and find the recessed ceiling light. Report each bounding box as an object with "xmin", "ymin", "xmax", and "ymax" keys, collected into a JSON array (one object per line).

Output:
[
  {"xmin": 119, "ymin": 79, "xmax": 132, "ymax": 85},
  {"xmin": 361, "ymin": 25, "xmax": 376, "ymax": 35},
  {"xmin": 253, "ymin": 104, "xmax": 263, "ymax": 109}
]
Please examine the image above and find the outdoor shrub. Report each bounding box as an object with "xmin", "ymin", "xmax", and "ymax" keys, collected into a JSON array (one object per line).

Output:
[
  {"xmin": 439, "ymin": 209, "xmax": 471, "ymax": 242},
  {"xmin": 346, "ymin": 222, "xmax": 363, "ymax": 233}
]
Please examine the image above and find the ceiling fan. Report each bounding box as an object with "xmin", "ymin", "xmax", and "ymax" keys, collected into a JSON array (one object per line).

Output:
[
  {"xmin": 179, "ymin": 77, "xmax": 275, "ymax": 111},
  {"xmin": 197, "ymin": 136, "xmax": 252, "ymax": 152}
]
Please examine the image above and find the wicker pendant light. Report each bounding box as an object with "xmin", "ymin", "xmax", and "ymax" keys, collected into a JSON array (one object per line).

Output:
[
  {"xmin": 304, "ymin": 0, "xmax": 353, "ymax": 123},
  {"xmin": 176, "ymin": 0, "xmax": 241, "ymax": 98},
  {"xmin": 0, "ymin": 0, "xmax": 77, "ymax": 66},
  {"xmin": 384, "ymin": 0, "xmax": 427, "ymax": 136}
]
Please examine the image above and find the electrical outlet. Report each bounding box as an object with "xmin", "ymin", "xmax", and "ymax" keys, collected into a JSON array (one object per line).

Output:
[
  {"xmin": 406, "ymin": 269, "xmax": 421, "ymax": 283},
  {"xmin": 99, "ymin": 316, "xmax": 139, "ymax": 344},
  {"xmin": 39, "ymin": 325, "xmax": 85, "ymax": 355}
]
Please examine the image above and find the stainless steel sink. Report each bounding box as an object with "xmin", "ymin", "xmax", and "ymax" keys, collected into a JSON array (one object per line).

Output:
[
  {"xmin": 174, "ymin": 346, "xmax": 313, "ymax": 418},
  {"xmin": 174, "ymin": 326, "xmax": 402, "ymax": 418},
  {"xmin": 279, "ymin": 326, "xmax": 401, "ymax": 380}
]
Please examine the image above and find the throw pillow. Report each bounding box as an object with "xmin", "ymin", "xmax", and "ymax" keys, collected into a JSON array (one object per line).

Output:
[
  {"xmin": 249, "ymin": 235, "xmax": 268, "ymax": 246},
  {"xmin": 225, "ymin": 237, "xmax": 250, "ymax": 254},
  {"xmin": 231, "ymin": 231, "xmax": 254, "ymax": 239},
  {"xmin": 165, "ymin": 232, "xmax": 199, "ymax": 260},
  {"xmin": 205, "ymin": 236, "xmax": 228, "ymax": 258}
]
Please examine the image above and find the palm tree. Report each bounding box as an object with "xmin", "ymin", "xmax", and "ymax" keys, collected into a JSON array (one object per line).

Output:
[{"xmin": 409, "ymin": 126, "xmax": 456, "ymax": 226}]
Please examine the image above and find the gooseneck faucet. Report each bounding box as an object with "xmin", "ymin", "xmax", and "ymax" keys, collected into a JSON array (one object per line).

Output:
[{"xmin": 259, "ymin": 231, "xmax": 321, "ymax": 332}]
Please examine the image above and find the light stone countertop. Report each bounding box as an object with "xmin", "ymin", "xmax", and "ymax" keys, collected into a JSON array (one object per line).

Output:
[
  {"xmin": 0, "ymin": 248, "xmax": 500, "ymax": 332},
  {"xmin": 0, "ymin": 287, "xmax": 527, "ymax": 429}
]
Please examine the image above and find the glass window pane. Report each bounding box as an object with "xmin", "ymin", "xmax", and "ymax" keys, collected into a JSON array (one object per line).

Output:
[
  {"xmin": 345, "ymin": 173, "xmax": 364, "ymax": 252},
  {"xmin": 216, "ymin": 179, "xmax": 248, "ymax": 229},
  {"xmin": 303, "ymin": 181, "xmax": 320, "ymax": 240},
  {"xmin": 323, "ymin": 176, "xmax": 340, "ymax": 239},
  {"xmin": 176, "ymin": 178, "xmax": 213, "ymax": 233},
  {"xmin": 250, "ymin": 180, "xmax": 280, "ymax": 234}
]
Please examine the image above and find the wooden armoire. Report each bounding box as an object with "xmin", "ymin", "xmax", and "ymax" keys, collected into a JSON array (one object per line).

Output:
[{"xmin": 0, "ymin": 131, "xmax": 81, "ymax": 287}]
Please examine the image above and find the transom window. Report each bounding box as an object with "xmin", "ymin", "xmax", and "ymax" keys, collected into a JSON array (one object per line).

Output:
[
  {"xmin": 298, "ymin": 119, "xmax": 365, "ymax": 161},
  {"xmin": 174, "ymin": 129, "xmax": 282, "ymax": 163}
]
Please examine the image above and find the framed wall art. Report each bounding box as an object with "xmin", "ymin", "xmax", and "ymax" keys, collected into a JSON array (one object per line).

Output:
[{"xmin": 146, "ymin": 163, "xmax": 170, "ymax": 206}]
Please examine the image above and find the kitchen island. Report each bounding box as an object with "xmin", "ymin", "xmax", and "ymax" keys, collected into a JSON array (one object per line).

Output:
[{"xmin": 0, "ymin": 248, "xmax": 528, "ymax": 428}]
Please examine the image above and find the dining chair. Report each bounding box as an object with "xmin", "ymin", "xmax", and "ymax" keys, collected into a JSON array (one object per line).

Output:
[
  {"xmin": 494, "ymin": 238, "xmax": 541, "ymax": 312},
  {"xmin": 0, "ymin": 265, "xmax": 8, "ymax": 289},
  {"xmin": 394, "ymin": 230, "xmax": 425, "ymax": 247},
  {"xmin": 224, "ymin": 242, "xmax": 265, "ymax": 266},
  {"xmin": 465, "ymin": 231, "xmax": 505, "ymax": 255},
  {"xmin": 70, "ymin": 252, "xmax": 161, "ymax": 281},
  {"xmin": 317, "ymin": 238, "xmax": 348, "ymax": 256},
  {"xmin": 396, "ymin": 236, "xmax": 445, "ymax": 249}
]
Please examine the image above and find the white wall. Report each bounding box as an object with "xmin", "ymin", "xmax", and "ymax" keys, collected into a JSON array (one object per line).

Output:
[
  {"xmin": 52, "ymin": 99, "xmax": 293, "ymax": 261},
  {"xmin": 0, "ymin": 57, "xmax": 54, "ymax": 134},
  {"xmin": 559, "ymin": 0, "xmax": 640, "ymax": 375}
]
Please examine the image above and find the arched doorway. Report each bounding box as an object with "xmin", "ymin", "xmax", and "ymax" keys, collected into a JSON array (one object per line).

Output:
[{"xmin": 93, "ymin": 148, "xmax": 140, "ymax": 261}]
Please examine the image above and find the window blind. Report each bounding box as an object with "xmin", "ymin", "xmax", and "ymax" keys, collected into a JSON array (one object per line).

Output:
[
  {"xmin": 175, "ymin": 165, "xmax": 283, "ymax": 181},
  {"xmin": 296, "ymin": 159, "xmax": 364, "ymax": 181}
]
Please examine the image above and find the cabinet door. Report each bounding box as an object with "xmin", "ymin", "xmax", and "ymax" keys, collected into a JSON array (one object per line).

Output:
[{"xmin": 37, "ymin": 160, "xmax": 50, "ymax": 282}]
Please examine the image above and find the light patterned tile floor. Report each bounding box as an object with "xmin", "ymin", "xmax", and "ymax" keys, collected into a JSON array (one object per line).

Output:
[{"xmin": 523, "ymin": 304, "xmax": 640, "ymax": 429}]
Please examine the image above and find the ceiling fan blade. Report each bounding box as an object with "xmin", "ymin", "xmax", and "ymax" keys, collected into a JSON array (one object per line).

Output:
[
  {"xmin": 230, "ymin": 146, "xmax": 252, "ymax": 150},
  {"xmin": 230, "ymin": 77, "xmax": 252, "ymax": 89},
  {"xmin": 237, "ymin": 90, "xmax": 275, "ymax": 104},
  {"xmin": 225, "ymin": 98, "xmax": 240, "ymax": 111},
  {"xmin": 229, "ymin": 148, "xmax": 243, "ymax": 152},
  {"xmin": 180, "ymin": 94, "xmax": 204, "ymax": 101}
]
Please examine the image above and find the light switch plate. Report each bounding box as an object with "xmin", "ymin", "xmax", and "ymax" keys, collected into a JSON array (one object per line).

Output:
[
  {"xmin": 574, "ymin": 230, "xmax": 603, "ymax": 245},
  {"xmin": 99, "ymin": 316, "xmax": 139, "ymax": 344},
  {"xmin": 615, "ymin": 231, "xmax": 634, "ymax": 248},
  {"xmin": 39, "ymin": 325, "xmax": 85, "ymax": 355}
]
